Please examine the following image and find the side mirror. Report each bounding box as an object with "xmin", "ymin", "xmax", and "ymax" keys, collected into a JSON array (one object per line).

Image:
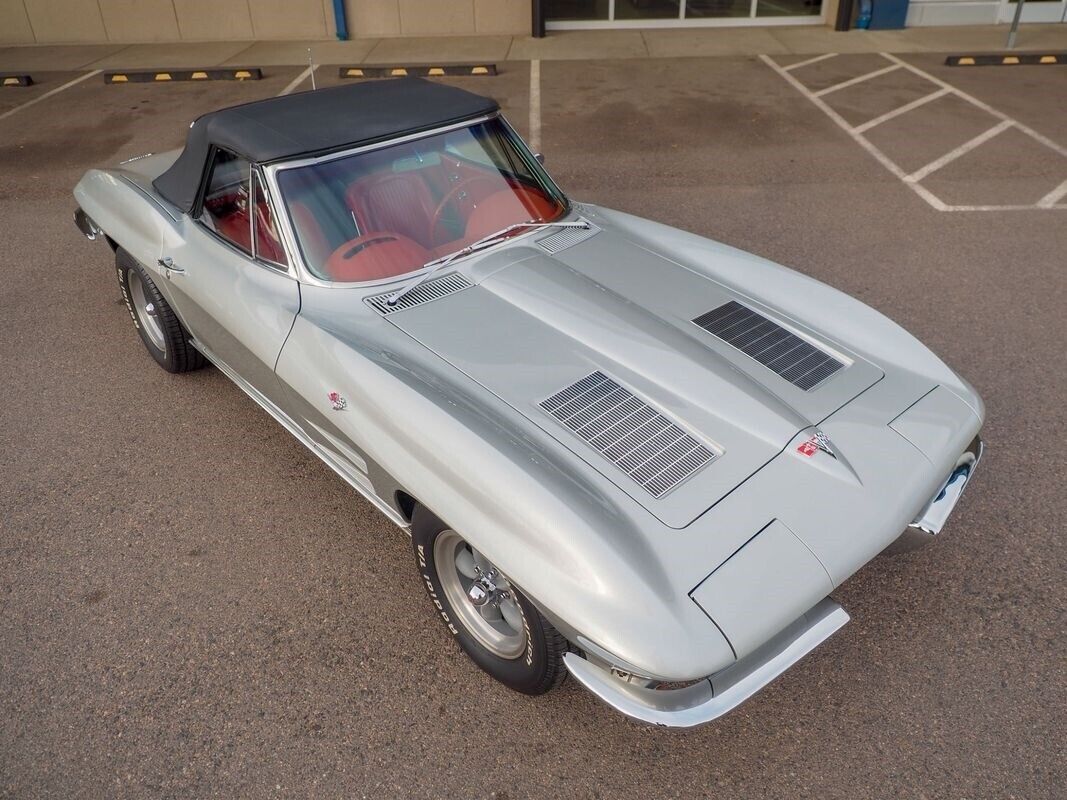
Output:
[{"xmin": 534, "ymin": 153, "xmax": 545, "ymax": 165}]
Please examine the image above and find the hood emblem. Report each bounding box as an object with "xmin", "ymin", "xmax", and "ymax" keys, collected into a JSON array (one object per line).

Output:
[
  {"xmin": 328, "ymin": 391, "xmax": 347, "ymax": 411},
  {"xmin": 798, "ymin": 430, "xmax": 836, "ymax": 459}
]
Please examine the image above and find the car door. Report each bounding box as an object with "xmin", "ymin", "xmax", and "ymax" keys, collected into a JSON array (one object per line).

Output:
[{"xmin": 159, "ymin": 148, "xmax": 300, "ymax": 409}]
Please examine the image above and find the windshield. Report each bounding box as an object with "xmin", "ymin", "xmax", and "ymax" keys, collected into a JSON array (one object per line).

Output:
[{"xmin": 276, "ymin": 117, "xmax": 568, "ymax": 283}]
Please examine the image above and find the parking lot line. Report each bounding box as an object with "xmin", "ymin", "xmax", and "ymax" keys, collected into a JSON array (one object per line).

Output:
[
  {"xmin": 813, "ymin": 63, "xmax": 901, "ymax": 98},
  {"xmin": 278, "ymin": 65, "xmax": 315, "ymax": 97},
  {"xmin": 879, "ymin": 52, "xmax": 1067, "ymax": 161},
  {"xmin": 0, "ymin": 69, "xmax": 100, "ymax": 123},
  {"xmin": 853, "ymin": 87, "xmax": 951, "ymax": 134},
  {"xmin": 759, "ymin": 54, "xmax": 948, "ymax": 211},
  {"xmin": 1038, "ymin": 179, "xmax": 1067, "ymax": 208},
  {"xmin": 905, "ymin": 119, "xmax": 1014, "ymax": 184},
  {"xmin": 762, "ymin": 52, "xmax": 1067, "ymax": 212},
  {"xmin": 782, "ymin": 53, "xmax": 837, "ymax": 72}
]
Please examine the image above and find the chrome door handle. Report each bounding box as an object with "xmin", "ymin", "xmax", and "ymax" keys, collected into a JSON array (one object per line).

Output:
[{"xmin": 158, "ymin": 256, "xmax": 185, "ymax": 276}]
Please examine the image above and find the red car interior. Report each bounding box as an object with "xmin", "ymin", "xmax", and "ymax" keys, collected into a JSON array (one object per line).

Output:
[
  {"xmin": 206, "ymin": 191, "xmax": 288, "ymax": 265},
  {"xmin": 324, "ymin": 233, "xmax": 432, "ymax": 283},
  {"xmin": 324, "ymin": 165, "xmax": 562, "ymax": 282},
  {"xmin": 279, "ymin": 138, "xmax": 567, "ymax": 283},
  {"xmin": 345, "ymin": 171, "xmax": 439, "ymax": 251}
]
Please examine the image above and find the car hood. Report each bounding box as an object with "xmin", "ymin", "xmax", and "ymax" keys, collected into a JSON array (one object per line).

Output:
[{"xmin": 386, "ymin": 225, "xmax": 884, "ymax": 528}]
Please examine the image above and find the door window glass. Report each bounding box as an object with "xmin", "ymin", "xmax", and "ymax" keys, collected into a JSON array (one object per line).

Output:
[
  {"xmin": 200, "ymin": 149, "xmax": 253, "ymax": 254},
  {"xmin": 251, "ymin": 171, "xmax": 289, "ymax": 266}
]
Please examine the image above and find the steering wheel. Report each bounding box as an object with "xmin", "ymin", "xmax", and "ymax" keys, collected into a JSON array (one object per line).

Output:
[{"xmin": 430, "ymin": 176, "xmax": 500, "ymax": 246}]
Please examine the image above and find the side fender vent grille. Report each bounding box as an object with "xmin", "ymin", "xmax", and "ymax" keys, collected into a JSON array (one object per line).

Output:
[
  {"xmin": 365, "ymin": 273, "xmax": 471, "ymax": 315},
  {"xmin": 541, "ymin": 371, "xmax": 716, "ymax": 498},
  {"xmin": 693, "ymin": 301, "xmax": 845, "ymax": 391},
  {"xmin": 537, "ymin": 224, "xmax": 597, "ymax": 254}
]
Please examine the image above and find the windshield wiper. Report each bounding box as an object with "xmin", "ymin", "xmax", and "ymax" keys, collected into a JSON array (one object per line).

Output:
[{"xmin": 386, "ymin": 219, "xmax": 591, "ymax": 308}]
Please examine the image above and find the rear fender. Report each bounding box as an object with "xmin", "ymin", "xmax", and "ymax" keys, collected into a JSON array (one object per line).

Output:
[{"xmin": 73, "ymin": 169, "xmax": 177, "ymax": 279}]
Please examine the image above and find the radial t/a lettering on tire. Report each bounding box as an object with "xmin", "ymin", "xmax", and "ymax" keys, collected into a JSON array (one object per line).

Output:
[
  {"xmin": 115, "ymin": 249, "xmax": 205, "ymax": 374},
  {"xmin": 411, "ymin": 504, "xmax": 568, "ymax": 695}
]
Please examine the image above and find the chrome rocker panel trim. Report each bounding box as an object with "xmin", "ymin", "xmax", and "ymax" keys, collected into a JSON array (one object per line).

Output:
[
  {"xmin": 190, "ymin": 339, "xmax": 410, "ymax": 530},
  {"xmin": 563, "ymin": 598, "xmax": 849, "ymax": 728}
]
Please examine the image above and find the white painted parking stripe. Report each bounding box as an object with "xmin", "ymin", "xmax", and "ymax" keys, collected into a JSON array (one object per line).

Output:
[
  {"xmin": 278, "ymin": 65, "xmax": 315, "ymax": 97},
  {"xmin": 759, "ymin": 54, "xmax": 947, "ymax": 211},
  {"xmin": 853, "ymin": 87, "xmax": 951, "ymax": 134},
  {"xmin": 783, "ymin": 53, "xmax": 838, "ymax": 72},
  {"xmin": 763, "ymin": 52, "xmax": 1067, "ymax": 213},
  {"xmin": 0, "ymin": 69, "xmax": 101, "ymax": 123},
  {"xmin": 905, "ymin": 119, "xmax": 1014, "ymax": 184},
  {"xmin": 529, "ymin": 59, "xmax": 542, "ymax": 153},
  {"xmin": 813, "ymin": 63, "xmax": 901, "ymax": 98},
  {"xmin": 945, "ymin": 202, "xmax": 1067, "ymax": 212},
  {"xmin": 1037, "ymin": 179, "xmax": 1067, "ymax": 208},
  {"xmin": 879, "ymin": 52, "xmax": 1067, "ymax": 161}
]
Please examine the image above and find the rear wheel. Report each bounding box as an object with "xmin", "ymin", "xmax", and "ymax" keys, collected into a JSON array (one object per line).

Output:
[
  {"xmin": 411, "ymin": 504, "xmax": 568, "ymax": 694},
  {"xmin": 115, "ymin": 249, "xmax": 204, "ymax": 373}
]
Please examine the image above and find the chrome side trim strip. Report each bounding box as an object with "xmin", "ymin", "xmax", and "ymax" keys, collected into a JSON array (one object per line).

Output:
[
  {"xmin": 564, "ymin": 598, "xmax": 849, "ymax": 728},
  {"xmin": 190, "ymin": 340, "xmax": 409, "ymax": 530}
]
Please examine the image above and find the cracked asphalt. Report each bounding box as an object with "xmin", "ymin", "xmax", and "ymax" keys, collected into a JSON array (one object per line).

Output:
[{"xmin": 1, "ymin": 54, "xmax": 1064, "ymax": 799}]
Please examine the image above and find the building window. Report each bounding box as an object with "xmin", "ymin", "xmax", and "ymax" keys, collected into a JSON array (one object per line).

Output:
[{"xmin": 545, "ymin": 0, "xmax": 822, "ymax": 23}]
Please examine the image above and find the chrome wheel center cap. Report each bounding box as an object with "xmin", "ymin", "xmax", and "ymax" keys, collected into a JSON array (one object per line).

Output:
[
  {"xmin": 145, "ymin": 302, "xmax": 157, "ymax": 317},
  {"xmin": 467, "ymin": 570, "xmax": 500, "ymax": 608}
]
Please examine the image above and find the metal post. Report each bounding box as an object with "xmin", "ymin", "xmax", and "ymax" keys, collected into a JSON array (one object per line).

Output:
[
  {"xmin": 834, "ymin": 0, "xmax": 855, "ymax": 31},
  {"xmin": 532, "ymin": 0, "xmax": 546, "ymax": 38},
  {"xmin": 1006, "ymin": 0, "xmax": 1025, "ymax": 49}
]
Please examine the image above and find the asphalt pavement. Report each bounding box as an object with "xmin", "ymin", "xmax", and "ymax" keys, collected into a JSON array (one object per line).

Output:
[{"xmin": 0, "ymin": 55, "xmax": 1065, "ymax": 799}]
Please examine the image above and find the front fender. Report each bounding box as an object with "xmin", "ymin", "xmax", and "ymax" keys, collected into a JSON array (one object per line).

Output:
[{"xmin": 279, "ymin": 291, "xmax": 736, "ymax": 681}]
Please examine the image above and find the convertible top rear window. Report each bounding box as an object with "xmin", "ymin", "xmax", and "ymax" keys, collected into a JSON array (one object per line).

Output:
[{"xmin": 276, "ymin": 118, "xmax": 568, "ymax": 284}]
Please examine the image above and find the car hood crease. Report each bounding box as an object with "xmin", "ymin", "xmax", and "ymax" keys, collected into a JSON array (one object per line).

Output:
[{"xmin": 385, "ymin": 229, "xmax": 884, "ymax": 528}]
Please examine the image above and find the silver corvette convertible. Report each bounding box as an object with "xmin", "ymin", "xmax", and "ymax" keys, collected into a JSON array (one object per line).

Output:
[{"xmin": 74, "ymin": 78, "xmax": 984, "ymax": 727}]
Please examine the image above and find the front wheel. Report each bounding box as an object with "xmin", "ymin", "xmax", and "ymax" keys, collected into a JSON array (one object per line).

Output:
[
  {"xmin": 115, "ymin": 249, "xmax": 204, "ymax": 373},
  {"xmin": 411, "ymin": 505, "xmax": 568, "ymax": 695}
]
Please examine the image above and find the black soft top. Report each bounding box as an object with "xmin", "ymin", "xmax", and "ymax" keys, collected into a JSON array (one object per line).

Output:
[{"xmin": 153, "ymin": 78, "xmax": 499, "ymax": 213}]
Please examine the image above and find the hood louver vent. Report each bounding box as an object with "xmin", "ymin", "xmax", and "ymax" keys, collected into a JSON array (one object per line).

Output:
[
  {"xmin": 541, "ymin": 371, "xmax": 716, "ymax": 498},
  {"xmin": 537, "ymin": 225, "xmax": 597, "ymax": 255},
  {"xmin": 693, "ymin": 301, "xmax": 845, "ymax": 391},
  {"xmin": 365, "ymin": 273, "xmax": 471, "ymax": 315}
]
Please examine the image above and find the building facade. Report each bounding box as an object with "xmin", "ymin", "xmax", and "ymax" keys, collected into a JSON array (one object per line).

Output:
[{"xmin": 0, "ymin": 0, "xmax": 1063, "ymax": 45}]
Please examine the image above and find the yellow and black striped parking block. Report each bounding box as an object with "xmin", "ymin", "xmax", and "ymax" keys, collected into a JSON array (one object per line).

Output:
[
  {"xmin": 104, "ymin": 68, "xmax": 263, "ymax": 84},
  {"xmin": 2, "ymin": 74, "xmax": 33, "ymax": 87},
  {"xmin": 339, "ymin": 64, "xmax": 497, "ymax": 79},
  {"xmin": 946, "ymin": 53, "xmax": 1066, "ymax": 67}
]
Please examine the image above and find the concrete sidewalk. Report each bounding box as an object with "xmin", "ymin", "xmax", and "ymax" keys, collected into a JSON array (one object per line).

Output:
[{"xmin": 0, "ymin": 24, "xmax": 1063, "ymax": 72}]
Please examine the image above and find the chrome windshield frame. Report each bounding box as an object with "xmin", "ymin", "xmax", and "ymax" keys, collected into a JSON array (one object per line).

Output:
[{"xmin": 261, "ymin": 112, "xmax": 571, "ymax": 291}]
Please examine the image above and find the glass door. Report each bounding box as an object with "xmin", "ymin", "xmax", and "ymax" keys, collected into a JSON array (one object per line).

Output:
[{"xmin": 545, "ymin": 0, "xmax": 823, "ymax": 26}]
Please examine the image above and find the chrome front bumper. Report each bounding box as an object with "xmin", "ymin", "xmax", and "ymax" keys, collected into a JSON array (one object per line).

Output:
[
  {"xmin": 895, "ymin": 434, "xmax": 984, "ymax": 551},
  {"xmin": 563, "ymin": 598, "xmax": 848, "ymax": 728}
]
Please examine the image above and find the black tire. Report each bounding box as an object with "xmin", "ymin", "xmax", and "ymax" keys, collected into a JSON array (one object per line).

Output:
[
  {"xmin": 412, "ymin": 504, "xmax": 568, "ymax": 695},
  {"xmin": 115, "ymin": 249, "xmax": 205, "ymax": 374}
]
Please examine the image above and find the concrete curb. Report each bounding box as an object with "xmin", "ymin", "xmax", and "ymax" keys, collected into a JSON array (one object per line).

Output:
[
  {"xmin": 103, "ymin": 68, "xmax": 262, "ymax": 84},
  {"xmin": 338, "ymin": 64, "xmax": 497, "ymax": 78},
  {"xmin": 946, "ymin": 52, "xmax": 1066, "ymax": 66}
]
